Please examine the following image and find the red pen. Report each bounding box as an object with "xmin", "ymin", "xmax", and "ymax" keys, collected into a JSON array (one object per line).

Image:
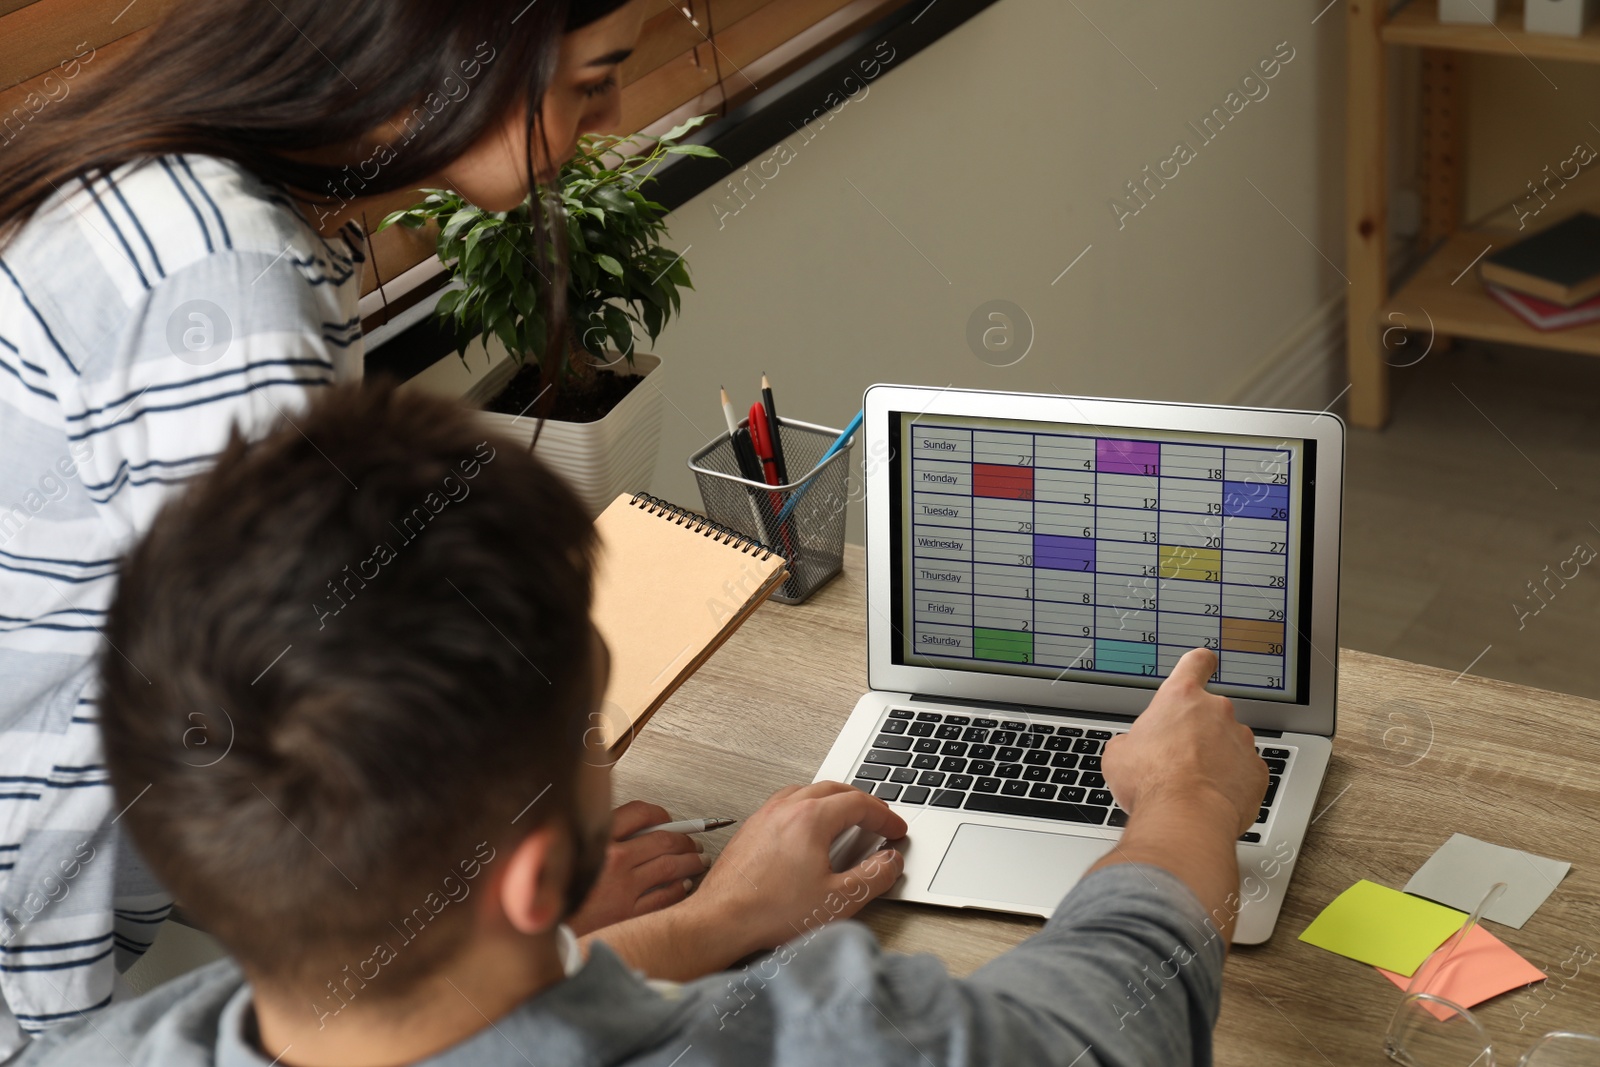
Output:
[
  {"xmin": 748, "ymin": 402, "xmax": 793, "ymax": 554},
  {"xmin": 748, "ymin": 402, "xmax": 781, "ymax": 486}
]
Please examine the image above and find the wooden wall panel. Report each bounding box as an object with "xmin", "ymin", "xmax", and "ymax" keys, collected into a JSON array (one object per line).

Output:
[
  {"xmin": 0, "ymin": 0, "xmax": 172, "ymax": 89},
  {"xmin": 0, "ymin": 27, "xmax": 142, "ymax": 126}
]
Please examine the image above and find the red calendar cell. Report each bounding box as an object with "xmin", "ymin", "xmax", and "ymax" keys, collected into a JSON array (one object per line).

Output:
[{"xmin": 973, "ymin": 463, "xmax": 1033, "ymax": 500}]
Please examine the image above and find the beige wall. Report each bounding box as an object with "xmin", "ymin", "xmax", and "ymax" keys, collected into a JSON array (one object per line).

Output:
[{"xmin": 642, "ymin": 0, "xmax": 1349, "ymax": 542}]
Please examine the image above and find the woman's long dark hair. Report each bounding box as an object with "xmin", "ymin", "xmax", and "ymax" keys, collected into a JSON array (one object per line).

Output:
[{"xmin": 0, "ymin": 0, "xmax": 632, "ymax": 417}]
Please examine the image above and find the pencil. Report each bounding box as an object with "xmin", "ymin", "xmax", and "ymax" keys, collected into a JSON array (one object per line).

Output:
[{"xmin": 719, "ymin": 385, "xmax": 740, "ymax": 438}]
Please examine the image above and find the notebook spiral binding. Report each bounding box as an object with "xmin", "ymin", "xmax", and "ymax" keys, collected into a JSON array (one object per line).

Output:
[{"xmin": 628, "ymin": 492, "xmax": 774, "ymax": 560}]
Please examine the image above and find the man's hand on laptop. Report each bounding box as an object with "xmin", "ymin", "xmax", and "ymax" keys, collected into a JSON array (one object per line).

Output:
[
  {"xmin": 695, "ymin": 781, "xmax": 908, "ymax": 955},
  {"xmin": 1092, "ymin": 647, "xmax": 1269, "ymax": 943},
  {"xmin": 1104, "ymin": 648, "xmax": 1268, "ymax": 834},
  {"xmin": 581, "ymin": 783, "xmax": 907, "ymax": 980}
]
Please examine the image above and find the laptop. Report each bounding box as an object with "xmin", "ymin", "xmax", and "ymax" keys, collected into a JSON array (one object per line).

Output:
[{"xmin": 813, "ymin": 385, "xmax": 1342, "ymax": 944}]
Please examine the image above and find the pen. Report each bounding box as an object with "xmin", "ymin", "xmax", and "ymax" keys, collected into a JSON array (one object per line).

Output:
[
  {"xmin": 747, "ymin": 402, "xmax": 781, "ymax": 486},
  {"xmin": 776, "ymin": 409, "xmax": 863, "ymax": 525},
  {"xmin": 731, "ymin": 425, "xmax": 764, "ymax": 482},
  {"xmin": 730, "ymin": 426, "xmax": 777, "ymax": 544},
  {"xmin": 760, "ymin": 373, "xmax": 789, "ymax": 484},
  {"xmin": 625, "ymin": 817, "xmax": 739, "ymax": 839}
]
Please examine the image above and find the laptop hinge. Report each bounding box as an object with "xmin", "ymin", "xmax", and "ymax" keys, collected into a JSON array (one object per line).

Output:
[
  {"xmin": 912, "ymin": 693, "xmax": 1286, "ymax": 737},
  {"xmin": 912, "ymin": 693, "xmax": 1135, "ymax": 726}
]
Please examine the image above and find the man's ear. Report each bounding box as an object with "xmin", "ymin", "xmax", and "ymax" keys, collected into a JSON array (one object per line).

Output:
[{"xmin": 495, "ymin": 826, "xmax": 568, "ymax": 936}]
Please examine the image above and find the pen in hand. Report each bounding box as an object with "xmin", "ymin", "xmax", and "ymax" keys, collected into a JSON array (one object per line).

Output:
[{"xmin": 625, "ymin": 816, "xmax": 739, "ymax": 839}]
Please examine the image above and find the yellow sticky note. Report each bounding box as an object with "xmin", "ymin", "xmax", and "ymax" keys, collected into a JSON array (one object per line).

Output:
[{"xmin": 1299, "ymin": 880, "xmax": 1467, "ymax": 977}]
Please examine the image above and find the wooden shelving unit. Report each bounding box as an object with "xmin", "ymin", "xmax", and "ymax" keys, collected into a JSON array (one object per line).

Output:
[
  {"xmin": 1387, "ymin": 229, "xmax": 1600, "ymax": 354},
  {"xmin": 1383, "ymin": 0, "xmax": 1600, "ymax": 57},
  {"xmin": 1345, "ymin": 0, "xmax": 1600, "ymax": 428}
]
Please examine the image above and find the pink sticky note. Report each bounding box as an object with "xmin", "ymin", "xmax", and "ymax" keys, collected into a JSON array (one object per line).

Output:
[{"xmin": 1379, "ymin": 924, "xmax": 1546, "ymax": 1020}]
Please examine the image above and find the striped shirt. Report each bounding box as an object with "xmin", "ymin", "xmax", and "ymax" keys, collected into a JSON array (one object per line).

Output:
[{"xmin": 0, "ymin": 152, "xmax": 365, "ymax": 1056}]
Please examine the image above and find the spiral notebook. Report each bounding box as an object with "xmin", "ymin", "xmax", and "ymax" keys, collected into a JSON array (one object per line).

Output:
[{"xmin": 590, "ymin": 492, "xmax": 790, "ymax": 755}]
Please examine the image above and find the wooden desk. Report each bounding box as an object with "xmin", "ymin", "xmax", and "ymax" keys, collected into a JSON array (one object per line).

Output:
[{"xmin": 614, "ymin": 545, "xmax": 1600, "ymax": 1064}]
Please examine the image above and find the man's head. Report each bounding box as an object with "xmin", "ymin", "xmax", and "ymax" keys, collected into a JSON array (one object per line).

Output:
[{"xmin": 100, "ymin": 382, "xmax": 612, "ymax": 1002}]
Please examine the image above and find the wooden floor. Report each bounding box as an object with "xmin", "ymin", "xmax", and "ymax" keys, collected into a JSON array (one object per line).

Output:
[{"xmin": 1341, "ymin": 339, "xmax": 1600, "ymax": 701}]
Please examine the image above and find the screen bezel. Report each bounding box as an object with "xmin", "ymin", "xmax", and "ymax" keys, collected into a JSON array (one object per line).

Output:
[{"xmin": 864, "ymin": 385, "xmax": 1343, "ymax": 737}]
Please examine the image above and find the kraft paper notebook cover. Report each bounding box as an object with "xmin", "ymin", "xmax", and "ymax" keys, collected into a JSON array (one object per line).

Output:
[{"xmin": 590, "ymin": 492, "xmax": 789, "ymax": 755}]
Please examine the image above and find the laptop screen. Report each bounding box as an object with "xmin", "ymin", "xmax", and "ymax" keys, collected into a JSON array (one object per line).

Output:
[{"xmin": 889, "ymin": 411, "xmax": 1316, "ymax": 704}]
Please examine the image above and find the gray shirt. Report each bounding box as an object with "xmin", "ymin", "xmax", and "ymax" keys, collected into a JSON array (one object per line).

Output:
[{"xmin": 16, "ymin": 864, "xmax": 1226, "ymax": 1066}]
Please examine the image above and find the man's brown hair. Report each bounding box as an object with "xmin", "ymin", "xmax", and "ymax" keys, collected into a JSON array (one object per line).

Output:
[{"xmin": 99, "ymin": 381, "xmax": 598, "ymax": 994}]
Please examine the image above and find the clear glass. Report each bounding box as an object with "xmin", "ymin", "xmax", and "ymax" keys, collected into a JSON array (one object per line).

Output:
[
  {"xmin": 1519, "ymin": 1033, "xmax": 1600, "ymax": 1067},
  {"xmin": 1383, "ymin": 883, "xmax": 1600, "ymax": 1067},
  {"xmin": 1384, "ymin": 883, "xmax": 1504, "ymax": 1066}
]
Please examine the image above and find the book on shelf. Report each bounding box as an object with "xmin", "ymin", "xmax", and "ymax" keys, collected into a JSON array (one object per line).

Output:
[
  {"xmin": 1480, "ymin": 212, "xmax": 1600, "ymax": 307},
  {"xmin": 1484, "ymin": 282, "xmax": 1600, "ymax": 331}
]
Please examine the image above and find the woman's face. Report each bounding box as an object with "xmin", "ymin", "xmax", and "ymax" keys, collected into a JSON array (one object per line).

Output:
[{"xmin": 438, "ymin": 1, "xmax": 648, "ymax": 210}]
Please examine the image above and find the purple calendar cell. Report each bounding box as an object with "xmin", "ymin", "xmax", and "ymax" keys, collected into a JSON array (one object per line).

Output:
[
  {"xmin": 1096, "ymin": 439, "xmax": 1160, "ymax": 476},
  {"xmin": 1034, "ymin": 534, "xmax": 1095, "ymax": 572}
]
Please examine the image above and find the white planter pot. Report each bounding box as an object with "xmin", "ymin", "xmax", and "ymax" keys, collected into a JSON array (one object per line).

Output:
[{"xmin": 474, "ymin": 351, "xmax": 665, "ymax": 517}]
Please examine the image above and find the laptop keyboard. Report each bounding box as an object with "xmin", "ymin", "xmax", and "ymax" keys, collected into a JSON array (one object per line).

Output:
[{"xmin": 849, "ymin": 708, "xmax": 1290, "ymax": 843}]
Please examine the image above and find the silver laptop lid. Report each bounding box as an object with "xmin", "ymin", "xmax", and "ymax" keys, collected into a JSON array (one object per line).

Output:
[{"xmin": 863, "ymin": 385, "xmax": 1344, "ymax": 737}]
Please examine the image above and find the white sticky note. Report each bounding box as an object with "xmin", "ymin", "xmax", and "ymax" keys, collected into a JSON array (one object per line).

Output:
[{"xmin": 1404, "ymin": 834, "xmax": 1571, "ymax": 929}]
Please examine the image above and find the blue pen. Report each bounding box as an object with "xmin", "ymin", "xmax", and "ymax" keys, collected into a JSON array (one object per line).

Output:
[{"xmin": 777, "ymin": 409, "xmax": 863, "ymax": 525}]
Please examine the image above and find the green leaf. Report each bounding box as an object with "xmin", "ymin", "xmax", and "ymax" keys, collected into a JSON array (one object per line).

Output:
[
  {"xmin": 596, "ymin": 254, "xmax": 624, "ymax": 278},
  {"xmin": 594, "ymin": 186, "xmax": 634, "ymax": 216},
  {"xmin": 435, "ymin": 288, "xmax": 464, "ymax": 317},
  {"xmin": 440, "ymin": 209, "xmax": 477, "ymax": 246},
  {"xmin": 659, "ymin": 114, "xmax": 711, "ymax": 143},
  {"xmin": 463, "ymin": 226, "xmax": 485, "ymax": 270},
  {"xmin": 486, "ymin": 289, "xmax": 511, "ymax": 328},
  {"xmin": 665, "ymin": 144, "xmax": 720, "ymax": 158},
  {"xmin": 603, "ymin": 304, "xmax": 634, "ymax": 358},
  {"xmin": 512, "ymin": 283, "xmax": 537, "ymax": 319},
  {"xmin": 494, "ymin": 314, "xmax": 519, "ymax": 358}
]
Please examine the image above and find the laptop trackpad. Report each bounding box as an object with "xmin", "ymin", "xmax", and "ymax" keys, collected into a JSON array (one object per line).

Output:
[{"xmin": 929, "ymin": 822, "xmax": 1114, "ymax": 910}]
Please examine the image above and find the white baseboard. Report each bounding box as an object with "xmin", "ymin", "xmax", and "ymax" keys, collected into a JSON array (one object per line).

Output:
[{"xmin": 1228, "ymin": 293, "xmax": 1346, "ymax": 411}]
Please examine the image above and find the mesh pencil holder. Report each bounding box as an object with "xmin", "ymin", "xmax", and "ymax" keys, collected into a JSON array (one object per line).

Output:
[{"xmin": 688, "ymin": 416, "xmax": 854, "ymax": 604}]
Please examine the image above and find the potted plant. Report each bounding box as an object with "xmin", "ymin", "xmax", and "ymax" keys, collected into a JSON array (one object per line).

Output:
[{"xmin": 376, "ymin": 117, "xmax": 720, "ymax": 515}]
